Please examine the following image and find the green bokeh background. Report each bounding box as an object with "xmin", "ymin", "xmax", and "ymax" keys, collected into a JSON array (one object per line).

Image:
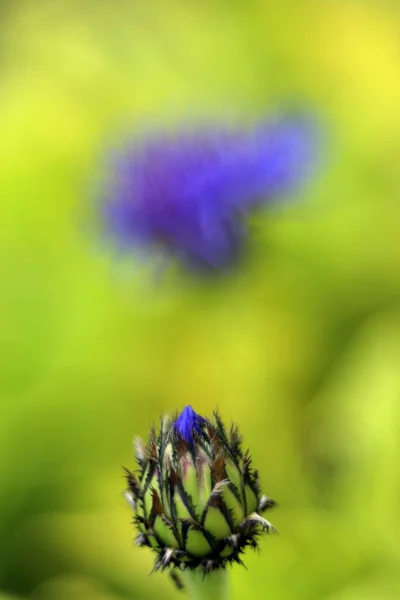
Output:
[{"xmin": 1, "ymin": 1, "xmax": 400, "ymax": 599}]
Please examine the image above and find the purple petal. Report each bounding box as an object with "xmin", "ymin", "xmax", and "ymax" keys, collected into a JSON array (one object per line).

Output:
[{"xmin": 175, "ymin": 406, "xmax": 204, "ymax": 444}]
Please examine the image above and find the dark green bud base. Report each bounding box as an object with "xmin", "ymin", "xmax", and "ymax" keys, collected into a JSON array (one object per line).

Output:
[{"xmin": 124, "ymin": 410, "xmax": 276, "ymax": 589}]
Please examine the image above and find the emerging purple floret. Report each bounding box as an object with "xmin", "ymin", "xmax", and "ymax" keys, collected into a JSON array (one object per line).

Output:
[
  {"xmin": 103, "ymin": 116, "xmax": 316, "ymax": 271},
  {"xmin": 175, "ymin": 405, "xmax": 204, "ymax": 444}
]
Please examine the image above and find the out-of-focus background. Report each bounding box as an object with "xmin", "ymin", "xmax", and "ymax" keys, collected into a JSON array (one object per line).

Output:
[{"xmin": 1, "ymin": 1, "xmax": 400, "ymax": 599}]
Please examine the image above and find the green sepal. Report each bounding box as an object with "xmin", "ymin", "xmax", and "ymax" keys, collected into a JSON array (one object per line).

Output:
[
  {"xmin": 244, "ymin": 484, "xmax": 258, "ymax": 515},
  {"xmin": 135, "ymin": 499, "xmax": 145, "ymax": 519},
  {"xmin": 203, "ymin": 506, "xmax": 231, "ymax": 539},
  {"xmin": 181, "ymin": 461, "xmax": 199, "ymax": 513},
  {"xmin": 225, "ymin": 462, "xmax": 243, "ymax": 500},
  {"xmin": 221, "ymin": 486, "xmax": 244, "ymax": 526},
  {"xmin": 153, "ymin": 517, "xmax": 179, "ymax": 548},
  {"xmin": 143, "ymin": 485, "xmax": 153, "ymax": 516},
  {"xmin": 175, "ymin": 490, "xmax": 193, "ymax": 520},
  {"xmin": 185, "ymin": 527, "xmax": 213, "ymax": 557},
  {"xmin": 220, "ymin": 544, "xmax": 234, "ymax": 558},
  {"xmin": 161, "ymin": 485, "xmax": 172, "ymax": 519},
  {"xmin": 147, "ymin": 534, "xmax": 160, "ymax": 549},
  {"xmin": 197, "ymin": 463, "xmax": 212, "ymax": 514}
]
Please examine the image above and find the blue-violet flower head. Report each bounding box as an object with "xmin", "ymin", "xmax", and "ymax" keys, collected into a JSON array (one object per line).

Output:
[{"xmin": 103, "ymin": 116, "xmax": 316, "ymax": 271}]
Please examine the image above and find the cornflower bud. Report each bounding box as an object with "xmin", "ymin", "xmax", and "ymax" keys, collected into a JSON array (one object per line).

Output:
[{"xmin": 124, "ymin": 406, "xmax": 276, "ymax": 588}]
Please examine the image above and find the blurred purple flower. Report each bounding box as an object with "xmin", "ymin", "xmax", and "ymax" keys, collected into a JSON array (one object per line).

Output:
[{"xmin": 103, "ymin": 116, "xmax": 316, "ymax": 271}]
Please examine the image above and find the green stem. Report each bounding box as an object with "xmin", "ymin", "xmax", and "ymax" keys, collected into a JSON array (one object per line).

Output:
[{"xmin": 182, "ymin": 569, "xmax": 229, "ymax": 600}]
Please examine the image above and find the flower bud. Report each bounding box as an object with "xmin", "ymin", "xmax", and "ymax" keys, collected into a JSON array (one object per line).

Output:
[{"xmin": 124, "ymin": 406, "xmax": 276, "ymax": 583}]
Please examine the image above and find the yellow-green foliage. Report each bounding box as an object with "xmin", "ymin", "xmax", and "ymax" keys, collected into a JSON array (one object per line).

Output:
[{"xmin": 1, "ymin": 1, "xmax": 400, "ymax": 599}]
